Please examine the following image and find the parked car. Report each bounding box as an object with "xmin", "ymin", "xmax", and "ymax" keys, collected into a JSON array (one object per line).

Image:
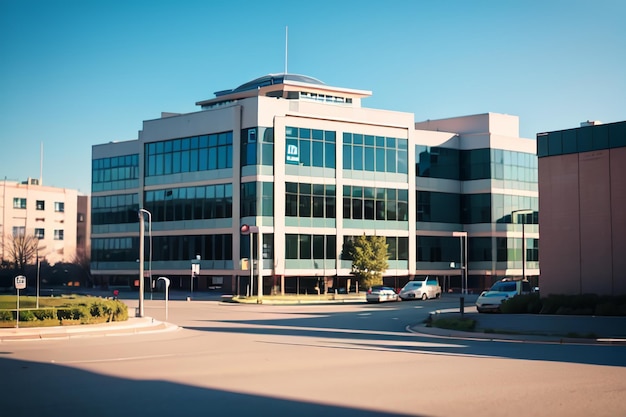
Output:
[
  {"xmin": 475, "ymin": 278, "xmax": 532, "ymax": 313},
  {"xmin": 398, "ymin": 277, "xmax": 442, "ymax": 300},
  {"xmin": 366, "ymin": 286, "xmax": 399, "ymax": 303}
]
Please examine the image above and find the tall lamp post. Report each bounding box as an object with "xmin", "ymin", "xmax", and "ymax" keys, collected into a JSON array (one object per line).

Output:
[
  {"xmin": 512, "ymin": 209, "xmax": 533, "ymax": 294},
  {"xmin": 452, "ymin": 231, "xmax": 468, "ymax": 294},
  {"xmin": 138, "ymin": 208, "xmax": 152, "ymax": 318}
]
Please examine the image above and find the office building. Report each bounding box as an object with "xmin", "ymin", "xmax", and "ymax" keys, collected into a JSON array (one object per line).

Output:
[{"xmin": 91, "ymin": 73, "xmax": 538, "ymax": 294}]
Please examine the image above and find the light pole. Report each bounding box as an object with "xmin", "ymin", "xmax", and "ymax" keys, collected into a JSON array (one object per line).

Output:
[
  {"xmin": 138, "ymin": 208, "xmax": 152, "ymax": 318},
  {"xmin": 452, "ymin": 231, "xmax": 468, "ymax": 294},
  {"xmin": 512, "ymin": 209, "xmax": 533, "ymax": 294}
]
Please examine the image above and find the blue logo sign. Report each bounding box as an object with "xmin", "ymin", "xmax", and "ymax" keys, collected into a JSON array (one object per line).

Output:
[{"xmin": 286, "ymin": 144, "xmax": 299, "ymax": 164}]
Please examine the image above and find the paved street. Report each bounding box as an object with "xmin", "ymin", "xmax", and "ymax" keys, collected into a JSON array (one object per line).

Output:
[{"xmin": 1, "ymin": 296, "xmax": 625, "ymax": 417}]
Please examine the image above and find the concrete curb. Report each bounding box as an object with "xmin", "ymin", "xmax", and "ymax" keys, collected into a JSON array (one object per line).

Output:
[{"xmin": 0, "ymin": 317, "xmax": 178, "ymax": 342}]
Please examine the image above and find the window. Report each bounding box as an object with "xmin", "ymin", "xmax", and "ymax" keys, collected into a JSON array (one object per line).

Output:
[
  {"xmin": 54, "ymin": 230, "xmax": 64, "ymax": 240},
  {"xmin": 36, "ymin": 200, "xmax": 45, "ymax": 210},
  {"xmin": 35, "ymin": 228, "xmax": 45, "ymax": 239},
  {"xmin": 55, "ymin": 202, "xmax": 65, "ymax": 212},
  {"xmin": 12, "ymin": 226, "xmax": 25, "ymax": 237},
  {"xmin": 13, "ymin": 198, "xmax": 26, "ymax": 209}
]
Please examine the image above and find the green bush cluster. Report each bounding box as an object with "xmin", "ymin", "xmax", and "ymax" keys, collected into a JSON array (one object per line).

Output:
[
  {"xmin": 501, "ymin": 294, "xmax": 542, "ymax": 314},
  {"xmin": 500, "ymin": 293, "xmax": 626, "ymax": 316},
  {"xmin": 0, "ymin": 298, "xmax": 129, "ymax": 325}
]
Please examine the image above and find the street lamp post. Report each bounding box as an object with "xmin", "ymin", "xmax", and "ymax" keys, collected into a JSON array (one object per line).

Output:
[
  {"xmin": 452, "ymin": 232, "xmax": 468, "ymax": 294},
  {"xmin": 138, "ymin": 208, "xmax": 152, "ymax": 318},
  {"xmin": 512, "ymin": 209, "xmax": 533, "ymax": 294}
]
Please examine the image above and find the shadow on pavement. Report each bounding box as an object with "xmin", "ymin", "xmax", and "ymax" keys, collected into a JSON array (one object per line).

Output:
[{"xmin": 1, "ymin": 357, "xmax": 420, "ymax": 417}]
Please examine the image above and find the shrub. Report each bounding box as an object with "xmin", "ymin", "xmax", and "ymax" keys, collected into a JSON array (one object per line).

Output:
[
  {"xmin": 33, "ymin": 309, "xmax": 56, "ymax": 320},
  {"xmin": 0, "ymin": 310, "xmax": 14, "ymax": 321},
  {"xmin": 19, "ymin": 310, "xmax": 36, "ymax": 321},
  {"xmin": 110, "ymin": 300, "xmax": 128, "ymax": 321},
  {"xmin": 501, "ymin": 294, "xmax": 542, "ymax": 314},
  {"xmin": 57, "ymin": 306, "xmax": 90, "ymax": 323}
]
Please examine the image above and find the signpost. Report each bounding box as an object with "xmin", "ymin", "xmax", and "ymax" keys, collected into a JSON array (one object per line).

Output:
[
  {"xmin": 157, "ymin": 277, "xmax": 171, "ymax": 320},
  {"xmin": 191, "ymin": 255, "xmax": 201, "ymax": 298},
  {"xmin": 15, "ymin": 275, "xmax": 26, "ymax": 328}
]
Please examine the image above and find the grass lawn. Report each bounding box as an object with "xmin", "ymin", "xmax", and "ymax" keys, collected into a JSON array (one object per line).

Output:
[{"xmin": 0, "ymin": 294, "xmax": 96, "ymax": 310}]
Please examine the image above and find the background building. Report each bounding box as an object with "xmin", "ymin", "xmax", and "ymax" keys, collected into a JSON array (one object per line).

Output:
[
  {"xmin": 0, "ymin": 177, "xmax": 89, "ymax": 267},
  {"xmin": 91, "ymin": 73, "xmax": 538, "ymax": 294},
  {"xmin": 537, "ymin": 120, "xmax": 626, "ymax": 296}
]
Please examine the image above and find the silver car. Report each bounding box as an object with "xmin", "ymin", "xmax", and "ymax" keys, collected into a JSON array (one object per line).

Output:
[
  {"xmin": 399, "ymin": 278, "xmax": 442, "ymax": 300},
  {"xmin": 366, "ymin": 286, "xmax": 399, "ymax": 303}
]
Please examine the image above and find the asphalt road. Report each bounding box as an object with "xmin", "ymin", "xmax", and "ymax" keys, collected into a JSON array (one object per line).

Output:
[{"xmin": 2, "ymin": 297, "xmax": 625, "ymax": 417}]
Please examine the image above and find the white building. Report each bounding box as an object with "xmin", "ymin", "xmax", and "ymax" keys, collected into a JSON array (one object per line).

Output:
[{"xmin": 91, "ymin": 73, "xmax": 538, "ymax": 294}]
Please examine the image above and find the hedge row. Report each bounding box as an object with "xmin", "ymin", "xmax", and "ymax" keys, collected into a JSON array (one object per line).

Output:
[
  {"xmin": 0, "ymin": 299, "xmax": 129, "ymax": 324},
  {"xmin": 501, "ymin": 293, "xmax": 626, "ymax": 316}
]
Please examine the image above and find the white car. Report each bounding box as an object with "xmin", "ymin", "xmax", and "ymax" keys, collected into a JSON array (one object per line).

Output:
[
  {"xmin": 476, "ymin": 278, "xmax": 532, "ymax": 313},
  {"xmin": 399, "ymin": 278, "xmax": 442, "ymax": 301},
  {"xmin": 366, "ymin": 286, "xmax": 399, "ymax": 303}
]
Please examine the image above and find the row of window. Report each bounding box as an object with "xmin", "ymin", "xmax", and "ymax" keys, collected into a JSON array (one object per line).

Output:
[
  {"xmin": 415, "ymin": 147, "xmax": 538, "ymax": 183},
  {"xmin": 92, "ymin": 154, "xmax": 140, "ymax": 192},
  {"xmin": 343, "ymin": 133, "xmax": 408, "ymax": 174},
  {"xmin": 286, "ymin": 182, "xmax": 336, "ymax": 219},
  {"xmin": 145, "ymin": 132, "xmax": 234, "ymax": 177},
  {"xmin": 92, "ymin": 233, "xmax": 535, "ymax": 264},
  {"xmin": 92, "ymin": 194, "xmax": 139, "ymax": 225},
  {"xmin": 12, "ymin": 226, "xmax": 63, "ymax": 240},
  {"xmin": 241, "ymin": 128, "xmax": 274, "ymax": 167},
  {"xmin": 241, "ymin": 182, "xmax": 274, "ymax": 217},
  {"xmin": 417, "ymin": 191, "xmax": 538, "ymax": 224},
  {"xmin": 13, "ymin": 198, "xmax": 64, "ymax": 212},
  {"xmin": 417, "ymin": 236, "xmax": 538, "ymax": 263},
  {"xmin": 92, "ymin": 234, "xmax": 233, "ymax": 263},
  {"xmin": 145, "ymin": 184, "xmax": 233, "ymax": 222},
  {"xmin": 285, "ymin": 126, "xmax": 337, "ymax": 168},
  {"xmin": 342, "ymin": 186, "xmax": 409, "ymax": 221},
  {"xmin": 537, "ymin": 121, "xmax": 626, "ymax": 157}
]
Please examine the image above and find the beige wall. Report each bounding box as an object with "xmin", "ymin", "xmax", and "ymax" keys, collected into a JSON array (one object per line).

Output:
[{"xmin": 0, "ymin": 180, "xmax": 82, "ymax": 265}]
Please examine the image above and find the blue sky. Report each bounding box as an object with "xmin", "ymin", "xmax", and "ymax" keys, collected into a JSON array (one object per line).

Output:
[{"xmin": 1, "ymin": 0, "xmax": 625, "ymax": 194}]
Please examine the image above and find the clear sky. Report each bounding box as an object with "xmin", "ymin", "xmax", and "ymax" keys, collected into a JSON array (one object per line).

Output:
[{"xmin": 1, "ymin": 0, "xmax": 625, "ymax": 195}]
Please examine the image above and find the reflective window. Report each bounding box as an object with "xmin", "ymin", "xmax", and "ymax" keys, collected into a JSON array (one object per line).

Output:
[
  {"xmin": 343, "ymin": 133, "xmax": 407, "ymax": 174},
  {"xmin": 285, "ymin": 127, "xmax": 336, "ymax": 168},
  {"xmin": 145, "ymin": 132, "xmax": 232, "ymax": 177},
  {"xmin": 285, "ymin": 234, "xmax": 336, "ymax": 260},
  {"xmin": 285, "ymin": 182, "xmax": 336, "ymax": 219},
  {"xmin": 343, "ymin": 186, "xmax": 408, "ymax": 222},
  {"xmin": 92, "ymin": 154, "xmax": 139, "ymax": 192}
]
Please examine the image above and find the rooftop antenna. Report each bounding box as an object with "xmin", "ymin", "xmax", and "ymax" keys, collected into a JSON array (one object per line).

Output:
[
  {"xmin": 284, "ymin": 26, "xmax": 288, "ymax": 74},
  {"xmin": 39, "ymin": 142, "xmax": 43, "ymax": 185}
]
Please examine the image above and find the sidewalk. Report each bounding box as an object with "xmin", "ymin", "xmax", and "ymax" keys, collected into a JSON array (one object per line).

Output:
[
  {"xmin": 413, "ymin": 306, "xmax": 626, "ymax": 344},
  {"xmin": 0, "ymin": 317, "xmax": 177, "ymax": 342}
]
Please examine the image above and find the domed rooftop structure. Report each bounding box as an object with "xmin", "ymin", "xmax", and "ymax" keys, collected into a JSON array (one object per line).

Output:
[{"xmin": 215, "ymin": 73, "xmax": 326, "ymax": 97}]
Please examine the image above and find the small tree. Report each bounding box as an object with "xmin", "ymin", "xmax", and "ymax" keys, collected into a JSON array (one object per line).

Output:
[
  {"xmin": 351, "ymin": 234, "xmax": 389, "ymax": 289},
  {"xmin": 3, "ymin": 233, "xmax": 39, "ymax": 273}
]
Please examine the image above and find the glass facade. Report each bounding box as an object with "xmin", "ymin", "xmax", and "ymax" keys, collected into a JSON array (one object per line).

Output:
[
  {"xmin": 285, "ymin": 234, "xmax": 336, "ymax": 260},
  {"xmin": 285, "ymin": 127, "xmax": 336, "ymax": 168},
  {"xmin": 145, "ymin": 132, "xmax": 233, "ymax": 177},
  {"xmin": 286, "ymin": 182, "xmax": 336, "ymax": 219},
  {"xmin": 241, "ymin": 182, "xmax": 274, "ymax": 217},
  {"xmin": 145, "ymin": 184, "xmax": 233, "ymax": 222},
  {"xmin": 92, "ymin": 154, "xmax": 139, "ymax": 192},
  {"xmin": 92, "ymin": 193, "xmax": 140, "ymax": 225},
  {"xmin": 241, "ymin": 127, "xmax": 274, "ymax": 167},
  {"xmin": 343, "ymin": 133, "xmax": 408, "ymax": 174},
  {"xmin": 416, "ymin": 147, "xmax": 537, "ymax": 190},
  {"xmin": 343, "ymin": 186, "xmax": 408, "ymax": 221}
]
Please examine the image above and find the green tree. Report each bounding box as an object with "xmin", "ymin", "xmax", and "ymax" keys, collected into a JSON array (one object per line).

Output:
[{"xmin": 350, "ymin": 234, "xmax": 389, "ymax": 289}]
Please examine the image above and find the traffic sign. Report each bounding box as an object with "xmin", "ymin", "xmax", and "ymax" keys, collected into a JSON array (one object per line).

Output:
[{"xmin": 15, "ymin": 275, "xmax": 26, "ymax": 290}]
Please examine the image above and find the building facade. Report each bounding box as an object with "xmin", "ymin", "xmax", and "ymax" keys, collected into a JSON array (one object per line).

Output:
[
  {"xmin": 0, "ymin": 178, "xmax": 89, "ymax": 267},
  {"xmin": 91, "ymin": 74, "xmax": 538, "ymax": 294},
  {"xmin": 537, "ymin": 121, "xmax": 626, "ymax": 296}
]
